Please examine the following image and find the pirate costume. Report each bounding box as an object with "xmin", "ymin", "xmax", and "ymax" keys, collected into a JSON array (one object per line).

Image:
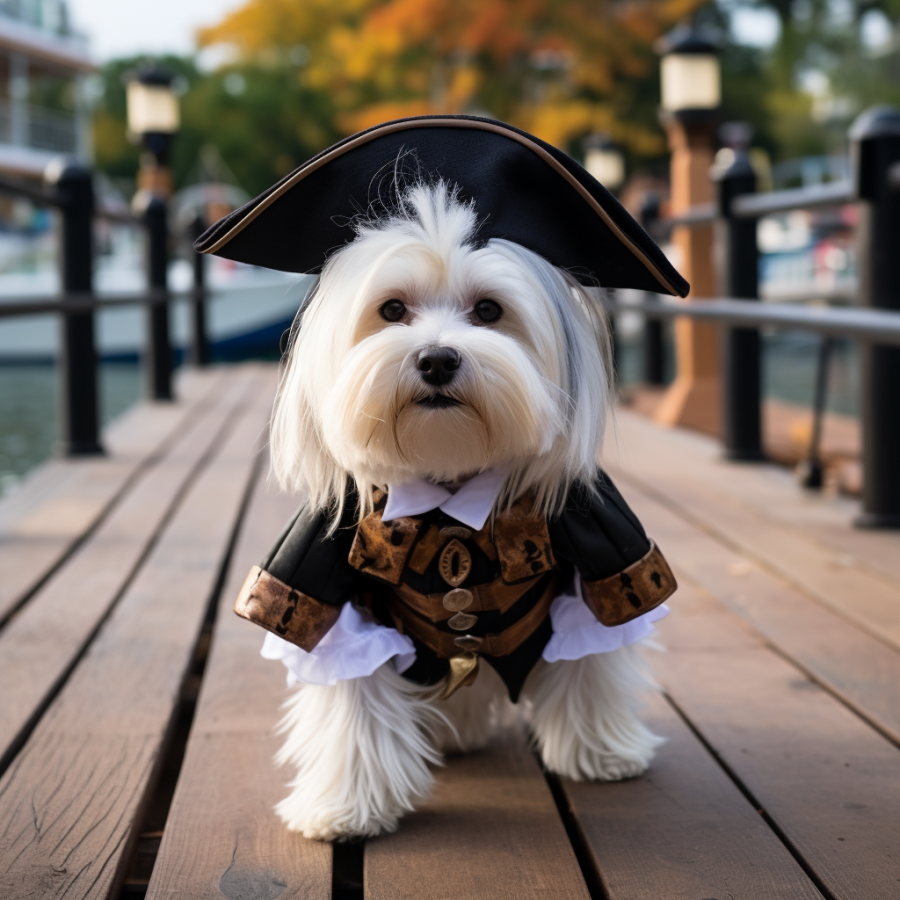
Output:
[
  {"xmin": 235, "ymin": 470, "xmax": 675, "ymax": 700},
  {"xmin": 194, "ymin": 114, "xmax": 688, "ymax": 698}
]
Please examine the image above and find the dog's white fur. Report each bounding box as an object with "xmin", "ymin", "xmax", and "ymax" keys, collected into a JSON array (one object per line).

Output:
[{"xmin": 269, "ymin": 183, "xmax": 661, "ymax": 840}]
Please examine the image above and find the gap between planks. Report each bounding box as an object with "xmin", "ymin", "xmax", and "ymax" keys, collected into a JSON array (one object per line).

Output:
[
  {"xmin": 609, "ymin": 408, "xmax": 900, "ymax": 650},
  {"xmin": 0, "ymin": 366, "xmax": 262, "ymax": 774},
  {"xmin": 613, "ymin": 461, "xmax": 900, "ymax": 749},
  {"xmin": 615, "ymin": 475, "xmax": 900, "ymax": 900},
  {"xmin": 0, "ymin": 366, "xmax": 275, "ymax": 900},
  {"xmin": 145, "ymin": 454, "xmax": 331, "ymax": 900},
  {"xmin": 0, "ymin": 366, "xmax": 230, "ymax": 627}
]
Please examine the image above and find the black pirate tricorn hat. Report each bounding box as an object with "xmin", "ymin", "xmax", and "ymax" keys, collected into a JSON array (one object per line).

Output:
[{"xmin": 194, "ymin": 114, "xmax": 689, "ymax": 297}]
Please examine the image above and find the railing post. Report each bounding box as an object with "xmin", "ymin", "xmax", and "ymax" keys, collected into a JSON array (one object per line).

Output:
[
  {"xmin": 639, "ymin": 194, "xmax": 665, "ymax": 385},
  {"xmin": 714, "ymin": 139, "xmax": 764, "ymax": 460},
  {"xmin": 850, "ymin": 106, "xmax": 900, "ymax": 527},
  {"xmin": 45, "ymin": 158, "xmax": 103, "ymax": 456},
  {"xmin": 188, "ymin": 212, "xmax": 210, "ymax": 367},
  {"xmin": 135, "ymin": 192, "xmax": 173, "ymax": 400}
]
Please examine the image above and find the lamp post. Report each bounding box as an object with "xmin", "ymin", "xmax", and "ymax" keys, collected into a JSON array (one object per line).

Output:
[
  {"xmin": 127, "ymin": 64, "xmax": 180, "ymax": 400},
  {"xmin": 583, "ymin": 133, "xmax": 626, "ymax": 379},
  {"xmin": 583, "ymin": 134, "xmax": 625, "ymax": 193},
  {"xmin": 126, "ymin": 64, "xmax": 180, "ymax": 198},
  {"xmin": 653, "ymin": 24, "xmax": 723, "ymax": 436}
]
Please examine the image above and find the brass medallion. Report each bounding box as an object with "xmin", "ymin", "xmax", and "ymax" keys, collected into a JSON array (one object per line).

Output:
[
  {"xmin": 448, "ymin": 611, "xmax": 478, "ymax": 631},
  {"xmin": 438, "ymin": 539, "xmax": 472, "ymax": 587},
  {"xmin": 440, "ymin": 525, "xmax": 472, "ymax": 541},
  {"xmin": 442, "ymin": 588, "xmax": 474, "ymax": 612}
]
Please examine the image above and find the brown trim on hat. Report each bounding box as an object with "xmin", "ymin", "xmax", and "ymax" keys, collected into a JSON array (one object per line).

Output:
[
  {"xmin": 234, "ymin": 565, "xmax": 341, "ymax": 651},
  {"xmin": 581, "ymin": 540, "xmax": 677, "ymax": 627},
  {"xmin": 199, "ymin": 118, "xmax": 682, "ymax": 297}
]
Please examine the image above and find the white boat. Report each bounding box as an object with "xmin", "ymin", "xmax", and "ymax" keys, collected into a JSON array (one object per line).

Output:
[{"xmin": 0, "ymin": 234, "xmax": 312, "ymax": 362}]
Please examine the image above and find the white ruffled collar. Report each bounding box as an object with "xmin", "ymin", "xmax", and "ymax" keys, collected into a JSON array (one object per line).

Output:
[{"xmin": 382, "ymin": 469, "xmax": 506, "ymax": 531}]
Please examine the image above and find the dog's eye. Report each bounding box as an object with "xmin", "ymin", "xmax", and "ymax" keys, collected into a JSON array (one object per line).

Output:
[
  {"xmin": 474, "ymin": 299, "xmax": 502, "ymax": 323},
  {"xmin": 380, "ymin": 300, "xmax": 407, "ymax": 322}
]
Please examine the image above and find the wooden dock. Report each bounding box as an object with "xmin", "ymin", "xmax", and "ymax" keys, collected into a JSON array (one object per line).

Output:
[{"xmin": 1, "ymin": 362, "xmax": 898, "ymax": 900}]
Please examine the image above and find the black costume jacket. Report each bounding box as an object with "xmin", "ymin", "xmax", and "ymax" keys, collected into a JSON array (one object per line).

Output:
[{"xmin": 234, "ymin": 472, "xmax": 676, "ymax": 701}]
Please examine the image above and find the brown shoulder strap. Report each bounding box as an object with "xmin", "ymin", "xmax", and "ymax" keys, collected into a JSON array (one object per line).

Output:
[
  {"xmin": 348, "ymin": 508, "xmax": 423, "ymax": 584},
  {"xmin": 492, "ymin": 495, "xmax": 556, "ymax": 585}
]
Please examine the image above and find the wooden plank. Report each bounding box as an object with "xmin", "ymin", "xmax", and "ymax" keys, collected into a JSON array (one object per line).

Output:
[
  {"xmin": 653, "ymin": 580, "xmax": 900, "ymax": 899},
  {"xmin": 0, "ymin": 369, "xmax": 254, "ymax": 770},
  {"xmin": 561, "ymin": 686, "xmax": 824, "ymax": 900},
  {"xmin": 365, "ymin": 727, "xmax": 591, "ymax": 900},
  {"xmin": 617, "ymin": 402, "xmax": 891, "ymax": 585},
  {"xmin": 0, "ymin": 366, "xmax": 227, "ymax": 624},
  {"xmin": 145, "ymin": 471, "xmax": 331, "ymax": 899},
  {"xmin": 0, "ymin": 367, "xmax": 275, "ymax": 900},
  {"xmin": 614, "ymin": 470, "xmax": 900, "ymax": 747},
  {"xmin": 610, "ymin": 410, "xmax": 900, "ymax": 646}
]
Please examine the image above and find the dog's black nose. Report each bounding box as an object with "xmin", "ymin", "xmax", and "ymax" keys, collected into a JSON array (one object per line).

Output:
[{"xmin": 417, "ymin": 347, "xmax": 461, "ymax": 385}]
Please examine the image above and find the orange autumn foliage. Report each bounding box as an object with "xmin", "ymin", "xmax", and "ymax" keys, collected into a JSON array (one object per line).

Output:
[{"xmin": 198, "ymin": 0, "xmax": 706, "ymax": 154}]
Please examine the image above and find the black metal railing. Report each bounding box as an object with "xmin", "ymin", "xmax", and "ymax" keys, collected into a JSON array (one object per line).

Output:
[
  {"xmin": 0, "ymin": 157, "xmax": 209, "ymax": 457},
  {"xmin": 627, "ymin": 105, "xmax": 900, "ymax": 528}
]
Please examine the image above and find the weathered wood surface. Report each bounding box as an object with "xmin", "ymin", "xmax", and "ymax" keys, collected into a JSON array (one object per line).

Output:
[
  {"xmin": 0, "ymin": 369, "xmax": 252, "ymax": 770},
  {"xmin": 145, "ymin": 465, "xmax": 332, "ymax": 899},
  {"xmin": 1, "ymin": 382, "xmax": 899, "ymax": 899},
  {"xmin": 608, "ymin": 415, "xmax": 900, "ymax": 900},
  {"xmin": 617, "ymin": 472, "xmax": 900, "ymax": 746},
  {"xmin": 365, "ymin": 727, "xmax": 592, "ymax": 900},
  {"xmin": 611, "ymin": 409, "xmax": 900, "ymax": 648},
  {"xmin": 0, "ymin": 367, "xmax": 226, "ymax": 625},
  {"xmin": 559, "ymin": 622, "xmax": 825, "ymax": 900},
  {"xmin": 0, "ymin": 368, "xmax": 274, "ymax": 900},
  {"xmin": 659, "ymin": 624, "xmax": 900, "ymax": 900}
]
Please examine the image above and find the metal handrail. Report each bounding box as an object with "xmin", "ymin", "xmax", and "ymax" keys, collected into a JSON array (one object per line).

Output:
[
  {"xmin": 0, "ymin": 289, "xmax": 212, "ymax": 319},
  {"xmin": 659, "ymin": 202, "xmax": 718, "ymax": 231},
  {"xmin": 655, "ymin": 180, "xmax": 856, "ymax": 234},
  {"xmin": 731, "ymin": 180, "xmax": 854, "ymax": 219},
  {"xmin": 0, "ymin": 171, "xmax": 142, "ymax": 226},
  {"xmin": 617, "ymin": 295, "xmax": 900, "ymax": 346}
]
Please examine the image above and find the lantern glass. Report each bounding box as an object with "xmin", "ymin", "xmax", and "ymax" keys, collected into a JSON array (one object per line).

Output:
[
  {"xmin": 127, "ymin": 81, "xmax": 180, "ymax": 135},
  {"xmin": 585, "ymin": 147, "xmax": 625, "ymax": 190},
  {"xmin": 661, "ymin": 53, "xmax": 721, "ymax": 112}
]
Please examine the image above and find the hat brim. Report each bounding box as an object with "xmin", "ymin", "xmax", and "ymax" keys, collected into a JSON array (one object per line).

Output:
[{"xmin": 195, "ymin": 115, "xmax": 688, "ymax": 297}]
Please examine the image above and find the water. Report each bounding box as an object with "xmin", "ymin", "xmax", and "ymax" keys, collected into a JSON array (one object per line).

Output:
[{"xmin": 0, "ymin": 362, "xmax": 142, "ymax": 496}]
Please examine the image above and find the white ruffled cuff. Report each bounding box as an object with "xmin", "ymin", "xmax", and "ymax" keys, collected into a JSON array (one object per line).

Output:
[
  {"xmin": 542, "ymin": 575, "xmax": 669, "ymax": 664},
  {"xmin": 260, "ymin": 601, "xmax": 416, "ymax": 686}
]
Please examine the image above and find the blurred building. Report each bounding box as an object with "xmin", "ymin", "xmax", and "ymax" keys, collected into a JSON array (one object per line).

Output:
[{"xmin": 0, "ymin": 0, "xmax": 94, "ymax": 178}]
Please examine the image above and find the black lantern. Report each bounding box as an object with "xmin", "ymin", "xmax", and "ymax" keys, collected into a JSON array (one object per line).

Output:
[
  {"xmin": 657, "ymin": 25, "xmax": 721, "ymax": 119},
  {"xmin": 126, "ymin": 64, "xmax": 180, "ymax": 168}
]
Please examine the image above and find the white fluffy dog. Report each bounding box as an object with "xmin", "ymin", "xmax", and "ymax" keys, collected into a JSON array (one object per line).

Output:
[{"xmin": 264, "ymin": 182, "xmax": 663, "ymax": 841}]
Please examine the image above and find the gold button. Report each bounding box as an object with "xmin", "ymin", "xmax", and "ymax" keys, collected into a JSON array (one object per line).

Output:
[
  {"xmin": 448, "ymin": 611, "xmax": 478, "ymax": 631},
  {"xmin": 440, "ymin": 526, "xmax": 472, "ymax": 541},
  {"xmin": 453, "ymin": 635, "xmax": 483, "ymax": 651},
  {"xmin": 442, "ymin": 588, "xmax": 474, "ymax": 612}
]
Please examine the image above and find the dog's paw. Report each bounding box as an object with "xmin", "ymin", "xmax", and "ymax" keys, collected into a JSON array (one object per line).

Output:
[
  {"xmin": 539, "ymin": 743, "xmax": 657, "ymax": 782},
  {"xmin": 277, "ymin": 798, "xmax": 400, "ymax": 841},
  {"xmin": 583, "ymin": 753, "xmax": 650, "ymax": 782}
]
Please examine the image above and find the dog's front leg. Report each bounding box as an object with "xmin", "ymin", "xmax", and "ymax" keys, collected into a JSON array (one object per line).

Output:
[
  {"xmin": 523, "ymin": 644, "xmax": 663, "ymax": 782},
  {"xmin": 273, "ymin": 662, "xmax": 446, "ymax": 840}
]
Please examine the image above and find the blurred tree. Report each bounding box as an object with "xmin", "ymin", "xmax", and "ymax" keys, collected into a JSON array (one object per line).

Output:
[
  {"xmin": 724, "ymin": 0, "xmax": 900, "ymax": 161},
  {"xmin": 91, "ymin": 54, "xmax": 341, "ymax": 197},
  {"xmin": 198, "ymin": 0, "xmax": 707, "ymax": 161}
]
